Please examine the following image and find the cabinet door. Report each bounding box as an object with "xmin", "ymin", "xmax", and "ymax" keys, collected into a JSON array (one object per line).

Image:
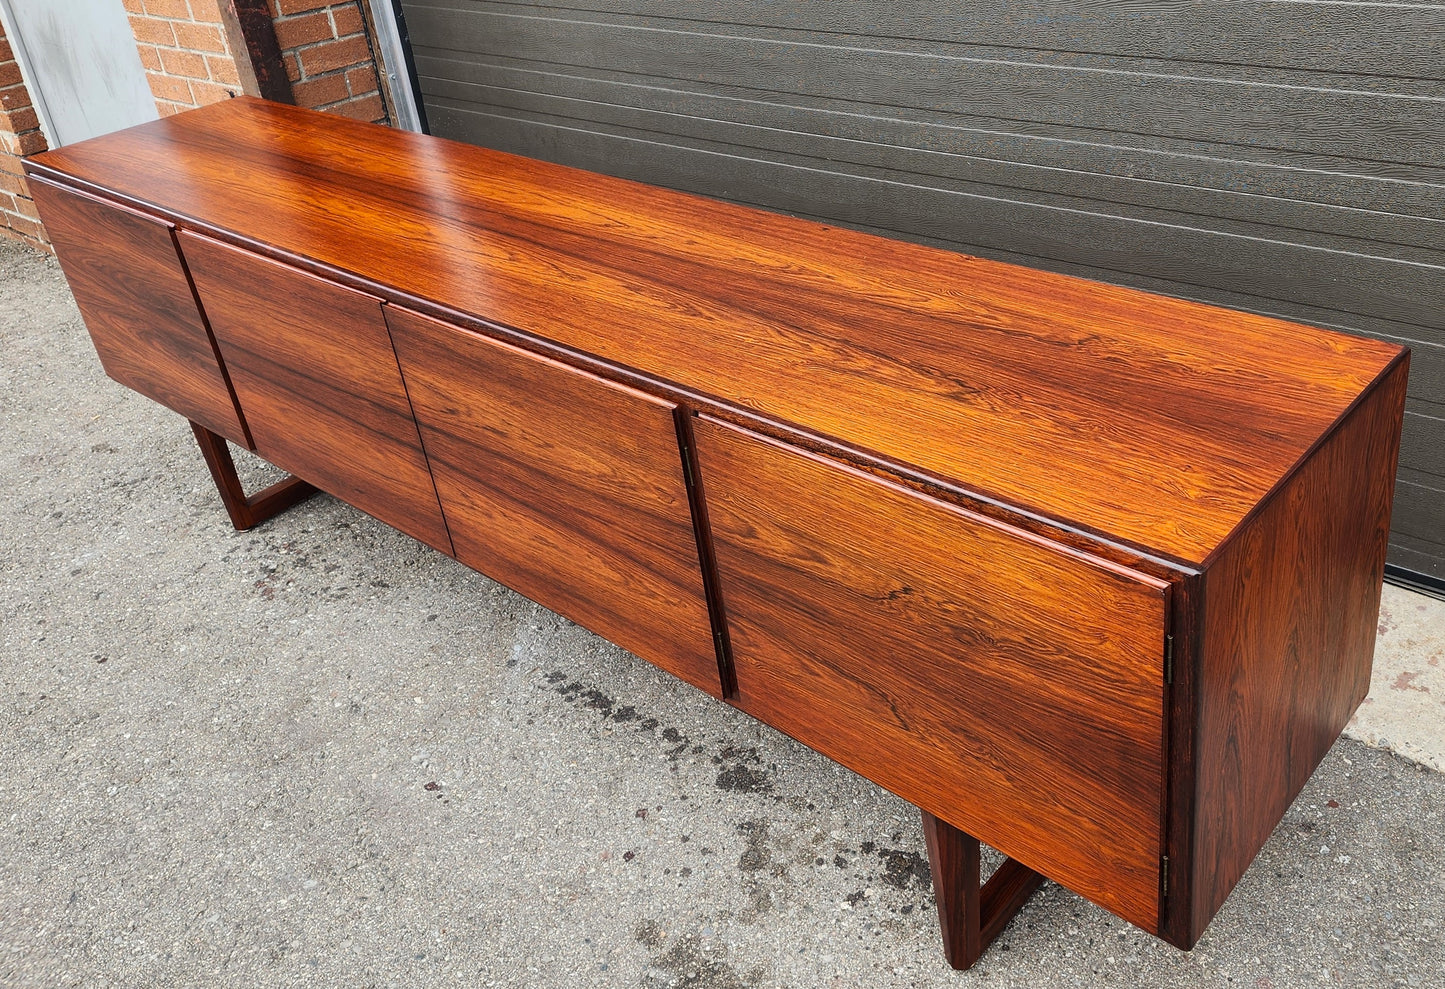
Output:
[
  {"xmin": 386, "ymin": 306, "xmax": 721, "ymax": 697},
  {"xmin": 177, "ymin": 232, "xmax": 451, "ymax": 553},
  {"xmin": 693, "ymin": 415, "xmax": 1170, "ymax": 931},
  {"xmin": 30, "ymin": 177, "xmax": 248, "ymax": 445}
]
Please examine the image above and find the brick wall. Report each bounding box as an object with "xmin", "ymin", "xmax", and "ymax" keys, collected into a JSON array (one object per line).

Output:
[
  {"xmin": 0, "ymin": 20, "xmax": 50, "ymax": 252},
  {"xmin": 273, "ymin": 1, "xmax": 387, "ymax": 123},
  {"xmin": 125, "ymin": 0, "xmax": 244, "ymax": 116}
]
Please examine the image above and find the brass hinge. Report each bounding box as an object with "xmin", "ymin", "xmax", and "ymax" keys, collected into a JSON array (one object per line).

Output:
[
  {"xmin": 1162, "ymin": 855, "xmax": 1170, "ymax": 896},
  {"xmin": 1164, "ymin": 634, "xmax": 1174, "ymax": 685}
]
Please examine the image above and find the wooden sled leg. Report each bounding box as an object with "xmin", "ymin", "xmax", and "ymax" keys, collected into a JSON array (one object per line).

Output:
[
  {"xmin": 189, "ymin": 421, "xmax": 316, "ymax": 531},
  {"xmin": 921, "ymin": 809, "xmax": 1045, "ymax": 970}
]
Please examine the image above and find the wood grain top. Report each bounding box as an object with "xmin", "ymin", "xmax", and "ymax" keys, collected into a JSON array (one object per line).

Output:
[{"xmin": 28, "ymin": 97, "xmax": 1404, "ymax": 565}]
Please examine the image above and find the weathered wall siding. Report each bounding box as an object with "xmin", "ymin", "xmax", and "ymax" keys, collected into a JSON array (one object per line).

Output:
[{"xmin": 399, "ymin": 0, "xmax": 1445, "ymax": 580}]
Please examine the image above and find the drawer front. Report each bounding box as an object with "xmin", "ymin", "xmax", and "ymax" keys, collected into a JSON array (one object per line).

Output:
[
  {"xmin": 386, "ymin": 306, "xmax": 722, "ymax": 697},
  {"xmin": 178, "ymin": 233, "xmax": 451, "ymax": 553},
  {"xmin": 694, "ymin": 416, "xmax": 1170, "ymax": 930},
  {"xmin": 30, "ymin": 178, "xmax": 248, "ymax": 446}
]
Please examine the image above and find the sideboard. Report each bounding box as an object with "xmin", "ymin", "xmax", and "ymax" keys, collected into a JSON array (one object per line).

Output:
[{"xmin": 26, "ymin": 97, "xmax": 1407, "ymax": 969}]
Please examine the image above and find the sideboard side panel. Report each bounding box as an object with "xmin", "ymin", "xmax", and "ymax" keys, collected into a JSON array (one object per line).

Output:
[
  {"xmin": 695, "ymin": 415, "xmax": 1170, "ymax": 931},
  {"xmin": 384, "ymin": 305, "xmax": 723, "ymax": 698},
  {"xmin": 29, "ymin": 177, "xmax": 250, "ymax": 447},
  {"xmin": 177, "ymin": 231, "xmax": 453, "ymax": 554},
  {"xmin": 1191, "ymin": 353, "xmax": 1409, "ymax": 941}
]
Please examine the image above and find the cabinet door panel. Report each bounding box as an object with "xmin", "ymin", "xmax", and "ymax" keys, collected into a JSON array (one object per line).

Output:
[
  {"xmin": 178, "ymin": 232, "xmax": 451, "ymax": 552},
  {"xmin": 694, "ymin": 415, "xmax": 1169, "ymax": 931},
  {"xmin": 386, "ymin": 305, "xmax": 720, "ymax": 697},
  {"xmin": 31, "ymin": 177, "xmax": 248, "ymax": 445}
]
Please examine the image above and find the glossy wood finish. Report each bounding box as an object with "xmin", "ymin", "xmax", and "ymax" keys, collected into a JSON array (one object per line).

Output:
[
  {"xmin": 177, "ymin": 231, "xmax": 452, "ymax": 554},
  {"xmin": 25, "ymin": 100, "xmax": 1412, "ymax": 963},
  {"xmin": 189, "ymin": 422, "xmax": 317, "ymax": 531},
  {"xmin": 24, "ymin": 97, "xmax": 1403, "ymax": 566},
  {"xmin": 1188, "ymin": 355, "xmax": 1409, "ymax": 944},
  {"xmin": 694, "ymin": 415, "xmax": 1170, "ymax": 930},
  {"xmin": 921, "ymin": 810, "xmax": 1045, "ymax": 971},
  {"xmin": 385, "ymin": 305, "xmax": 722, "ymax": 697},
  {"xmin": 28, "ymin": 176, "xmax": 249, "ymax": 446}
]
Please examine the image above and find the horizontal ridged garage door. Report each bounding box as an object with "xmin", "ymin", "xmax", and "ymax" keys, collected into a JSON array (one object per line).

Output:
[{"xmin": 396, "ymin": 0, "xmax": 1445, "ymax": 585}]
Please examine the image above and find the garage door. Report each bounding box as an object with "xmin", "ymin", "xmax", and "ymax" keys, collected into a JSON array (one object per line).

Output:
[{"xmin": 396, "ymin": 0, "xmax": 1445, "ymax": 588}]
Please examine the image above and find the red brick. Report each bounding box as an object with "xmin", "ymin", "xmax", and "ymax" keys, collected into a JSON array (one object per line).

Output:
[
  {"xmin": 292, "ymin": 71, "xmax": 348, "ymax": 108},
  {"xmin": 157, "ymin": 100, "xmax": 188, "ymax": 117},
  {"xmin": 0, "ymin": 61, "xmax": 22, "ymax": 89},
  {"xmin": 129, "ymin": 15, "xmax": 176, "ymax": 47},
  {"xmin": 0, "ymin": 170, "xmax": 26, "ymax": 196},
  {"xmin": 297, "ymin": 34, "xmax": 370, "ymax": 76},
  {"xmin": 0, "ymin": 106, "xmax": 38, "ymax": 133},
  {"xmin": 0, "ymin": 225, "xmax": 52, "ymax": 252},
  {"xmin": 283, "ymin": 53, "xmax": 300, "ymax": 82},
  {"xmin": 207, "ymin": 55, "xmax": 241, "ymax": 86},
  {"xmin": 188, "ymin": 0, "xmax": 225, "ymax": 20},
  {"xmin": 332, "ymin": 3, "xmax": 364, "ymax": 36},
  {"xmin": 0, "ymin": 192, "xmax": 18, "ymax": 214},
  {"xmin": 137, "ymin": 44, "xmax": 162, "ymax": 72},
  {"xmin": 274, "ymin": 11, "xmax": 334, "ymax": 48},
  {"xmin": 143, "ymin": 0, "xmax": 190, "ymax": 17},
  {"xmin": 0, "ymin": 153, "xmax": 25, "ymax": 177},
  {"xmin": 344, "ymin": 64, "xmax": 377, "ymax": 96},
  {"xmin": 0, "ymin": 39, "xmax": 12, "ymax": 62},
  {"xmin": 147, "ymin": 71, "xmax": 193, "ymax": 103},
  {"xmin": 9, "ymin": 128, "xmax": 45, "ymax": 155},
  {"xmin": 275, "ymin": 0, "xmax": 335, "ymax": 14},
  {"xmin": 122, "ymin": 0, "xmax": 144, "ymax": 11},
  {"xmin": 2, "ymin": 211, "xmax": 44, "ymax": 240},
  {"xmin": 324, "ymin": 93, "xmax": 383, "ymax": 122},
  {"xmin": 174, "ymin": 21, "xmax": 227, "ymax": 54},
  {"xmin": 0, "ymin": 84, "xmax": 30, "ymax": 112},
  {"xmin": 190, "ymin": 79, "xmax": 236, "ymax": 104},
  {"xmin": 12, "ymin": 192, "xmax": 38, "ymax": 219},
  {"xmin": 159, "ymin": 47, "xmax": 208, "ymax": 78}
]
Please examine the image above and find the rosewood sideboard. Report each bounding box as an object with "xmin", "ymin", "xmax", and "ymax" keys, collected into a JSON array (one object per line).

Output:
[{"xmin": 26, "ymin": 97, "xmax": 1407, "ymax": 969}]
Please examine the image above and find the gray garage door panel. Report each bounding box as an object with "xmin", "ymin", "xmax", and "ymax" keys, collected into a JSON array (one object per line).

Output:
[
  {"xmin": 441, "ymin": 0, "xmax": 1445, "ymax": 80},
  {"xmin": 400, "ymin": 0, "xmax": 1445, "ymax": 582}
]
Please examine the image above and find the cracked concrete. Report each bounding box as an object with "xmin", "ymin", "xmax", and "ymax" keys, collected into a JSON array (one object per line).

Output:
[{"xmin": 2, "ymin": 238, "xmax": 1442, "ymax": 987}]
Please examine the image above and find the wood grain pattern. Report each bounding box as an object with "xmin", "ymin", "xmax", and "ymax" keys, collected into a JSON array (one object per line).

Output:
[
  {"xmin": 1190, "ymin": 354, "xmax": 1409, "ymax": 944},
  {"xmin": 28, "ymin": 176, "xmax": 249, "ymax": 446},
  {"xmin": 920, "ymin": 810, "xmax": 1045, "ymax": 970},
  {"xmin": 693, "ymin": 415, "xmax": 1170, "ymax": 931},
  {"xmin": 189, "ymin": 422, "xmax": 317, "ymax": 532},
  {"xmin": 384, "ymin": 305, "xmax": 722, "ymax": 696},
  {"xmin": 177, "ymin": 231, "xmax": 453, "ymax": 554},
  {"xmin": 921, "ymin": 810, "xmax": 982, "ymax": 969},
  {"xmin": 24, "ymin": 98, "xmax": 1404, "ymax": 566}
]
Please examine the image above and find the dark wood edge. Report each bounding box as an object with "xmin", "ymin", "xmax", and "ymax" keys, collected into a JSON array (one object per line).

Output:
[
  {"xmin": 922, "ymin": 810, "xmax": 1044, "ymax": 970},
  {"xmin": 378, "ymin": 305, "xmax": 458, "ymax": 558},
  {"xmin": 674, "ymin": 408, "xmax": 738, "ymax": 699},
  {"xmin": 170, "ymin": 225, "xmax": 257, "ymax": 451},
  {"xmin": 190, "ymin": 421, "xmax": 316, "ymax": 530},
  {"xmin": 1160, "ymin": 571, "xmax": 1203, "ymax": 949},
  {"xmin": 21, "ymin": 164, "xmax": 1200, "ymax": 585}
]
